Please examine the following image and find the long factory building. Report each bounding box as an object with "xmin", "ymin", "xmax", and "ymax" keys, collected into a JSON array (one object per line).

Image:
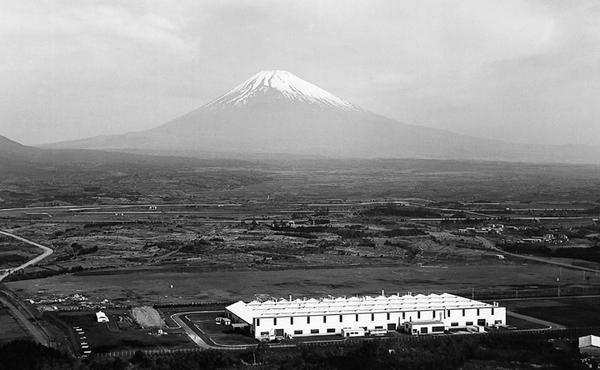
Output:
[{"xmin": 226, "ymin": 292, "xmax": 506, "ymax": 339}]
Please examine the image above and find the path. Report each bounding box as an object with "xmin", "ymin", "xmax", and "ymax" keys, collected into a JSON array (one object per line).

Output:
[
  {"xmin": 0, "ymin": 230, "xmax": 53, "ymax": 282},
  {"xmin": 506, "ymin": 311, "xmax": 565, "ymax": 330},
  {"xmin": 0, "ymin": 291, "xmax": 50, "ymax": 346}
]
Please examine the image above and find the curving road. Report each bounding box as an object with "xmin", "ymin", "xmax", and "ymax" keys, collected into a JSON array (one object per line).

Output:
[
  {"xmin": 170, "ymin": 312, "xmax": 261, "ymax": 350},
  {"xmin": 506, "ymin": 311, "xmax": 565, "ymax": 330},
  {"xmin": 170, "ymin": 312, "xmax": 214, "ymax": 349},
  {"xmin": 477, "ymin": 236, "xmax": 600, "ymax": 274},
  {"xmin": 0, "ymin": 230, "xmax": 53, "ymax": 282}
]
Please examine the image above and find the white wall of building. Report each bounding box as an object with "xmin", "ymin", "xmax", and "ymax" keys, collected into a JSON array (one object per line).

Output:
[{"xmin": 251, "ymin": 306, "xmax": 506, "ymax": 338}]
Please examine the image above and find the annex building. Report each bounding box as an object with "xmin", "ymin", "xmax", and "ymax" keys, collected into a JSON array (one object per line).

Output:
[{"xmin": 226, "ymin": 292, "xmax": 505, "ymax": 339}]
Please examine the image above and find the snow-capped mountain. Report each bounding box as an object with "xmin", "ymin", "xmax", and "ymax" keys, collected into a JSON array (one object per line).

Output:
[
  {"xmin": 205, "ymin": 70, "xmax": 360, "ymax": 112},
  {"xmin": 47, "ymin": 70, "xmax": 600, "ymax": 163}
]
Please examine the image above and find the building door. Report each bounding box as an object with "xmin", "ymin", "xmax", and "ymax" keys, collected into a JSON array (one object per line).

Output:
[
  {"xmin": 477, "ymin": 319, "xmax": 486, "ymax": 326},
  {"xmin": 275, "ymin": 329, "xmax": 284, "ymax": 337},
  {"xmin": 420, "ymin": 327, "xmax": 428, "ymax": 334},
  {"xmin": 387, "ymin": 323, "xmax": 396, "ymax": 330}
]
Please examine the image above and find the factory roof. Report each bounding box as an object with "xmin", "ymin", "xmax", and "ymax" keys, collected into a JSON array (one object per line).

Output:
[{"xmin": 226, "ymin": 293, "xmax": 497, "ymax": 323}]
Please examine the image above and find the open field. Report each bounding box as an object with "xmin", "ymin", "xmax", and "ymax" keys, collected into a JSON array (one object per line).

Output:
[
  {"xmin": 8, "ymin": 262, "xmax": 600, "ymax": 307},
  {"xmin": 3, "ymin": 158, "xmax": 600, "ymax": 209},
  {"xmin": 503, "ymin": 296, "xmax": 600, "ymax": 328},
  {"xmin": 0, "ymin": 304, "xmax": 30, "ymax": 344}
]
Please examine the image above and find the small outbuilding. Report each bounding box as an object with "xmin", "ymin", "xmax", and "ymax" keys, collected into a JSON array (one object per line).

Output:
[
  {"xmin": 579, "ymin": 335, "xmax": 600, "ymax": 357},
  {"xmin": 402, "ymin": 320, "xmax": 446, "ymax": 335},
  {"xmin": 96, "ymin": 311, "xmax": 109, "ymax": 323}
]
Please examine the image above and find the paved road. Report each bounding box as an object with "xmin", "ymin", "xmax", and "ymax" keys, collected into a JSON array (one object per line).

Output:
[
  {"xmin": 496, "ymin": 294, "xmax": 600, "ymax": 302},
  {"xmin": 170, "ymin": 312, "xmax": 214, "ymax": 349},
  {"xmin": 500, "ymin": 252, "xmax": 600, "ymax": 273},
  {"xmin": 0, "ymin": 230, "xmax": 54, "ymax": 282},
  {"xmin": 0, "ymin": 291, "xmax": 50, "ymax": 346},
  {"xmin": 490, "ymin": 248, "xmax": 600, "ymax": 274},
  {"xmin": 410, "ymin": 216, "xmax": 598, "ymax": 221},
  {"xmin": 469, "ymin": 236, "xmax": 600, "ymax": 274},
  {"xmin": 506, "ymin": 311, "xmax": 565, "ymax": 330},
  {"xmin": 171, "ymin": 312, "xmax": 264, "ymax": 350}
]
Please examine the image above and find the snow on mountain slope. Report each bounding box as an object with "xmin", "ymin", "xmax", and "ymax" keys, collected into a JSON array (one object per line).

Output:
[{"xmin": 205, "ymin": 70, "xmax": 361, "ymax": 111}]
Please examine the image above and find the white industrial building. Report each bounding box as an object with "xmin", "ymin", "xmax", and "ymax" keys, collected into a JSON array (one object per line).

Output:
[{"xmin": 226, "ymin": 292, "xmax": 505, "ymax": 340}]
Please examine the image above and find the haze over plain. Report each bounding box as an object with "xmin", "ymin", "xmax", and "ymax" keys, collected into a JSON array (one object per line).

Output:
[{"xmin": 1, "ymin": 1, "xmax": 599, "ymax": 158}]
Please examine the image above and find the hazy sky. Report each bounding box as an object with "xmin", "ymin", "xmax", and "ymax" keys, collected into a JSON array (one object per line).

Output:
[{"xmin": 2, "ymin": 0, "xmax": 599, "ymax": 146}]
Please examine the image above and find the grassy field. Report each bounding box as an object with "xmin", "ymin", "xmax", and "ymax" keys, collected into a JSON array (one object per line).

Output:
[
  {"xmin": 0, "ymin": 304, "xmax": 29, "ymax": 344},
  {"xmin": 503, "ymin": 296, "xmax": 600, "ymax": 327},
  {"xmin": 8, "ymin": 262, "xmax": 599, "ymax": 306}
]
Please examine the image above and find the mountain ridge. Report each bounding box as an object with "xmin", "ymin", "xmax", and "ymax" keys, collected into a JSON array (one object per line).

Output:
[{"xmin": 45, "ymin": 70, "xmax": 600, "ymax": 164}]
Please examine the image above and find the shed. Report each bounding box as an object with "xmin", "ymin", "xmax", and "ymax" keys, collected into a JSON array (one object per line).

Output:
[
  {"xmin": 579, "ymin": 335, "xmax": 600, "ymax": 357},
  {"xmin": 96, "ymin": 311, "xmax": 109, "ymax": 323}
]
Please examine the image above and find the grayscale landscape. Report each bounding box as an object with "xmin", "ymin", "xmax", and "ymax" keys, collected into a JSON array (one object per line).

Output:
[{"xmin": 1, "ymin": 1, "xmax": 600, "ymax": 369}]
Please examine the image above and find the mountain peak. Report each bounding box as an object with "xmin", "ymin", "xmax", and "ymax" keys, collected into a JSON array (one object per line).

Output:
[
  {"xmin": 205, "ymin": 70, "xmax": 361, "ymax": 111},
  {"xmin": 0, "ymin": 135, "xmax": 26, "ymax": 148}
]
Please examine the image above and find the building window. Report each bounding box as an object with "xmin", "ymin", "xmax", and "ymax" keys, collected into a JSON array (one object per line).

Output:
[
  {"xmin": 294, "ymin": 330, "xmax": 303, "ymax": 335},
  {"xmin": 260, "ymin": 331, "xmax": 269, "ymax": 336},
  {"xmin": 477, "ymin": 309, "xmax": 480, "ymax": 315},
  {"xmin": 447, "ymin": 310, "xmax": 451, "ymax": 317},
  {"xmin": 492, "ymin": 308, "xmax": 495, "ymax": 315},
  {"xmin": 339, "ymin": 315, "xmax": 343, "ymax": 322},
  {"xmin": 274, "ymin": 318, "xmax": 277, "ymax": 326},
  {"xmin": 387, "ymin": 313, "xmax": 390, "ymax": 320},
  {"xmin": 417, "ymin": 311, "xmax": 421, "ymax": 319},
  {"xmin": 432, "ymin": 310, "xmax": 435, "ymax": 318},
  {"xmin": 402, "ymin": 312, "xmax": 405, "ymax": 320},
  {"xmin": 451, "ymin": 322, "xmax": 458, "ymax": 327},
  {"xmin": 311, "ymin": 329, "xmax": 319, "ymax": 334},
  {"xmin": 375, "ymin": 326, "xmax": 383, "ymax": 329},
  {"xmin": 323, "ymin": 316, "xmax": 327, "ymax": 323},
  {"xmin": 356, "ymin": 314, "xmax": 359, "ymax": 321},
  {"xmin": 462, "ymin": 309, "xmax": 465, "ymax": 316},
  {"xmin": 466, "ymin": 321, "xmax": 473, "ymax": 326},
  {"xmin": 290, "ymin": 317, "xmax": 294, "ymax": 325},
  {"xmin": 307, "ymin": 316, "xmax": 310, "ymax": 324},
  {"xmin": 371, "ymin": 313, "xmax": 375, "ymax": 321},
  {"xmin": 327, "ymin": 328, "xmax": 335, "ymax": 333},
  {"xmin": 256, "ymin": 319, "xmax": 260, "ymax": 326}
]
